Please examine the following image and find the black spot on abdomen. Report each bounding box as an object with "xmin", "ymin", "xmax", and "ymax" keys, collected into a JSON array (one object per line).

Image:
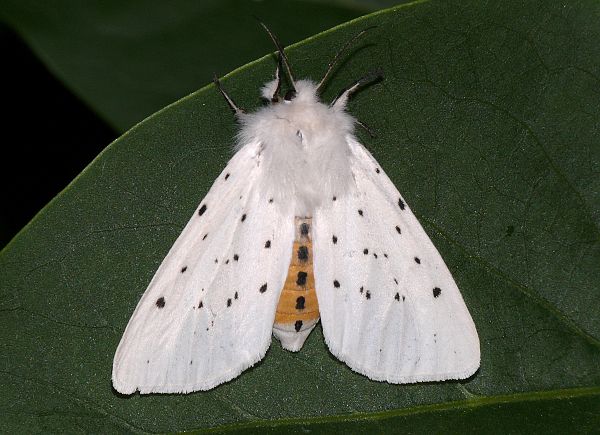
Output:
[
  {"xmin": 296, "ymin": 271, "xmax": 307, "ymax": 286},
  {"xmin": 300, "ymin": 223, "xmax": 309, "ymax": 236},
  {"xmin": 297, "ymin": 246, "xmax": 309, "ymax": 261}
]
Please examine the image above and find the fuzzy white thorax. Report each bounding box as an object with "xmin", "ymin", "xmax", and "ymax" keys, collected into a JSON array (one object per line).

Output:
[{"xmin": 237, "ymin": 80, "xmax": 356, "ymax": 217}]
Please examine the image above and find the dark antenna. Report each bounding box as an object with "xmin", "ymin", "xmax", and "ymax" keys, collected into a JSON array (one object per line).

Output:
[
  {"xmin": 256, "ymin": 20, "xmax": 296, "ymax": 92},
  {"xmin": 316, "ymin": 27, "xmax": 376, "ymax": 94}
]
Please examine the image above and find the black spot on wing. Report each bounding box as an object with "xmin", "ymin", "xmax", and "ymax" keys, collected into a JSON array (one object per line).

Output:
[
  {"xmin": 234, "ymin": 254, "xmax": 239, "ymax": 261},
  {"xmin": 241, "ymin": 214, "xmax": 247, "ymax": 222},
  {"xmin": 398, "ymin": 198, "xmax": 405, "ymax": 210},
  {"xmin": 156, "ymin": 297, "xmax": 165, "ymax": 308},
  {"xmin": 235, "ymin": 291, "xmax": 239, "ymax": 300},
  {"xmin": 433, "ymin": 287, "xmax": 441, "ymax": 298},
  {"xmin": 414, "ymin": 257, "xmax": 421, "ymax": 264},
  {"xmin": 181, "ymin": 266, "xmax": 187, "ymax": 273},
  {"xmin": 365, "ymin": 290, "xmax": 371, "ymax": 300},
  {"xmin": 363, "ymin": 248, "xmax": 369, "ymax": 255},
  {"xmin": 225, "ymin": 173, "xmax": 230, "ymax": 180},
  {"xmin": 202, "ymin": 233, "xmax": 208, "ymax": 240},
  {"xmin": 395, "ymin": 225, "xmax": 401, "ymax": 234},
  {"xmin": 373, "ymin": 253, "xmax": 378, "ymax": 259},
  {"xmin": 198, "ymin": 204, "xmax": 207, "ymax": 216},
  {"xmin": 269, "ymin": 198, "xmax": 274, "ymax": 203},
  {"xmin": 198, "ymin": 300, "xmax": 203, "ymax": 308},
  {"xmin": 332, "ymin": 235, "xmax": 338, "ymax": 244},
  {"xmin": 394, "ymin": 292, "xmax": 400, "ymax": 301},
  {"xmin": 259, "ymin": 283, "xmax": 268, "ymax": 293},
  {"xmin": 334, "ymin": 280, "xmax": 340, "ymax": 288},
  {"xmin": 358, "ymin": 209, "xmax": 363, "ymax": 216},
  {"xmin": 375, "ymin": 168, "xmax": 380, "ymax": 173},
  {"xmin": 265, "ymin": 240, "xmax": 271, "ymax": 248},
  {"xmin": 333, "ymin": 196, "xmax": 337, "ymax": 201},
  {"xmin": 227, "ymin": 298, "xmax": 232, "ymax": 307}
]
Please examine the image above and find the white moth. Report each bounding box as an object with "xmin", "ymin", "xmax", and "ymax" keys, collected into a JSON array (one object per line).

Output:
[{"xmin": 112, "ymin": 25, "xmax": 480, "ymax": 394}]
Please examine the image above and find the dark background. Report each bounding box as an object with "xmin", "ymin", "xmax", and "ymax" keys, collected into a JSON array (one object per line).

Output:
[{"xmin": 1, "ymin": 24, "xmax": 116, "ymax": 249}]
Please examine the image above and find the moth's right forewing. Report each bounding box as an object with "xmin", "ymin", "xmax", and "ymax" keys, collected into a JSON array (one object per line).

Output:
[{"xmin": 112, "ymin": 142, "xmax": 295, "ymax": 394}]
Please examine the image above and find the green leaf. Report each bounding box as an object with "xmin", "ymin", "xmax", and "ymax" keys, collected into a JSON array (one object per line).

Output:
[
  {"xmin": 2, "ymin": 0, "xmax": 599, "ymax": 432},
  {"xmin": 0, "ymin": 0, "xmax": 372, "ymax": 132}
]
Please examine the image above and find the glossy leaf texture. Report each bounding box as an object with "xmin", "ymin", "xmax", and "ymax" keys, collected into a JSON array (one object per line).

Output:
[
  {"xmin": 0, "ymin": 0, "xmax": 372, "ymax": 132},
  {"xmin": 1, "ymin": 0, "xmax": 599, "ymax": 433}
]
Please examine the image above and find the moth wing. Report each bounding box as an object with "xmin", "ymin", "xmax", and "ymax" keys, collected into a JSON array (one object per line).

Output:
[
  {"xmin": 112, "ymin": 142, "xmax": 295, "ymax": 394},
  {"xmin": 313, "ymin": 138, "xmax": 479, "ymax": 383}
]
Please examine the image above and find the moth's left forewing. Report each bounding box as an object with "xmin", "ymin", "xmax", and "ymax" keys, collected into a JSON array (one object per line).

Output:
[{"xmin": 312, "ymin": 138, "xmax": 480, "ymax": 384}]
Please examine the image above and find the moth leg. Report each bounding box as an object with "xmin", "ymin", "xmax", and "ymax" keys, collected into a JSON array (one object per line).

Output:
[
  {"xmin": 355, "ymin": 119, "xmax": 377, "ymax": 138},
  {"xmin": 271, "ymin": 53, "xmax": 283, "ymax": 102},
  {"xmin": 213, "ymin": 75, "xmax": 245, "ymax": 116},
  {"xmin": 330, "ymin": 70, "xmax": 383, "ymax": 110}
]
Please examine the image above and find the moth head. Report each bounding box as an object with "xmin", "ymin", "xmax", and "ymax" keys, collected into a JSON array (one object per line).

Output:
[
  {"xmin": 217, "ymin": 22, "xmax": 381, "ymax": 139},
  {"xmin": 261, "ymin": 80, "xmax": 318, "ymax": 106},
  {"xmin": 256, "ymin": 21, "xmax": 380, "ymax": 110}
]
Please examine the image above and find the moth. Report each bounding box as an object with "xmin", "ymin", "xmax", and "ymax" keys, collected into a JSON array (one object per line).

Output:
[{"xmin": 112, "ymin": 24, "xmax": 480, "ymax": 394}]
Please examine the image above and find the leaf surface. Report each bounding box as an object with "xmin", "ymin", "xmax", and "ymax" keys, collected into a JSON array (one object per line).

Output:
[{"xmin": 1, "ymin": 0, "xmax": 599, "ymax": 432}]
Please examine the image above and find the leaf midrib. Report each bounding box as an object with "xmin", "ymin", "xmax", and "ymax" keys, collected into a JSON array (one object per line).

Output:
[
  {"xmin": 195, "ymin": 386, "xmax": 600, "ymax": 433},
  {"xmin": 4, "ymin": 365, "xmax": 597, "ymax": 434}
]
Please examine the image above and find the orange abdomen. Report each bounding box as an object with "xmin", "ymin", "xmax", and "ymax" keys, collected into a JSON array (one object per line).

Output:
[{"xmin": 273, "ymin": 217, "xmax": 320, "ymax": 351}]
